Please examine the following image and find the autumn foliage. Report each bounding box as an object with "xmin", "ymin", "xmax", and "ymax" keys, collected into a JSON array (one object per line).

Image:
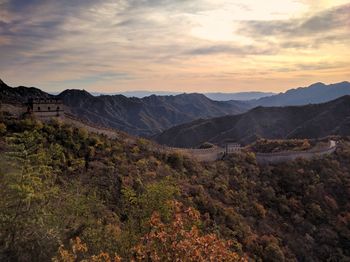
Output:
[
  {"xmin": 0, "ymin": 118, "xmax": 349, "ymax": 261},
  {"xmin": 54, "ymin": 201, "xmax": 245, "ymax": 262},
  {"xmin": 132, "ymin": 201, "xmax": 245, "ymax": 262},
  {"xmin": 53, "ymin": 237, "xmax": 121, "ymax": 262}
]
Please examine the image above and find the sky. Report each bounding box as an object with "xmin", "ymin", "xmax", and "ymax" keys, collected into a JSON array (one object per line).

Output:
[{"xmin": 0, "ymin": 0, "xmax": 349, "ymax": 93}]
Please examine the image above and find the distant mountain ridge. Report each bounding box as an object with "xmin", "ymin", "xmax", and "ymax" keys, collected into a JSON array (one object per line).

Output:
[
  {"xmin": 0, "ymin": 79, "xmax": 250, "ymax": 136},
  {"xmin": 17, "ymin": 80, "xmax": 350, "ymax": 106},
  {"xmin": 68, "ymin": 90, "xmax": 276, "ymax": 101},
  {"xmin": 1, "ymin": 78, "xmax": 350, "ymax": 137},
  {"xmin": 57, "ymin": 91, "xmax": 249, "ymax": 136},
  {"xmin": 204, "ymin": 91, "xmax": 276, "ymax": 101},
  {"xmin": 252, "ymin": 81, "xmax": 350, "ymax": 106},
  {"xmin": 117, "ymin": 81, "xmax": 350, "ymax": 104},
  {"xmin": 155, "ymin": 95, "xmax": 350, "ymax": 147}
]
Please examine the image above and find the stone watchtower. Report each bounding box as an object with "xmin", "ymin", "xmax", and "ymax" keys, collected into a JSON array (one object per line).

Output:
[
  {"xmin": 225, "ymin": 143, "xmax": 242, "ymax": 154},
  {"xmin": 27, "ymin": 98, "xmax": 64, "ymax": 119}
]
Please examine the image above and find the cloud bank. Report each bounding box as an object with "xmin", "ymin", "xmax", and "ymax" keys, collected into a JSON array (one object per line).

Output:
[{"xmin": 0, "ymin": 0, "xmax": 349, "ymax": 92}]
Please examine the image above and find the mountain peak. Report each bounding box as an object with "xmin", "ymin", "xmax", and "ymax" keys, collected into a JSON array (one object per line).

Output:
[
  {"xmin": 309, "ymin": 82, "xmax": 326, "ymax": 88},
  {"xmin": 332, "ymin": 81, "xmax": 350, "ymax": 86},
  {"xmin": 58, "ymin": 89, "xmax": 93, "ymax": 99},
  {"xmin": 175, "ymin": 93, "xmax": 208, "ymax": 99}
]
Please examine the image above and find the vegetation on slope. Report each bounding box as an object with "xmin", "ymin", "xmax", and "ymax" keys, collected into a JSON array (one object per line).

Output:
[
  {"xmin": 250, "ymin": 139, "xmax": 312, "ymax": 153},
  {"xmin": 0, "ymin": 116, "xmax": 349, "ymax": 261},
  {"xmin": 0, "ymin": 117, "xmax": 243, "ymax": 261}
]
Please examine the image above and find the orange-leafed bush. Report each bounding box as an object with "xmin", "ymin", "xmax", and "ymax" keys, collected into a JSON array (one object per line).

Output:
[
  {"xmin": 53, "ymin": 202, "xmax": 246, "ymax": 262},
  {"xmin": 132, "ymin": 201, "xmax": 246, "ymax": 262},
  {"xmin": 53, "ymin": 237, "xmax": 121, "ymax": 262}
]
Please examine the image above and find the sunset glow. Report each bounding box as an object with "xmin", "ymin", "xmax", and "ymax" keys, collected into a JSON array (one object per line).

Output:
[{"xmin": 0, "ymin": 0, "xmax": 349, "ymax": 92}]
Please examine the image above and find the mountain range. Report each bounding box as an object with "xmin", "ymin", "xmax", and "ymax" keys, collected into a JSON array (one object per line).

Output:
[
  {"xmin": 205, "ymin": 91, "xmax": 276, "ymax": 101},
  {"xmin": 155, "ymin": 95, "xmax": 350, "ymax": 147},
  {"xmin": 251, "ymin": 81, "xmax": 350, "ymax": 107},
  {"xmin": 58, "ymin": 90, "xmax": 248, "ymax": 136},
  {"xmin": 1, "ymin": 78, "xmax": 350, "ymax": 138},
  {"xmin": 0, "ymin": 79, "xmax": 248, "ymax": 136},
  {"xmin": 119, "ymin": 91, "xmax": 276, "ymax": 101},
  {"xmin": 61, "ymin": 83, "xmax": 349, "ymax": 103},
  {"xmin": 62, "ymin": 90, "xmax": 276, "ymax": 101}
]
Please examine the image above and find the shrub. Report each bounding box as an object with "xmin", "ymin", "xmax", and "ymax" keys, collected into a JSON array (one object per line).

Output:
[{"xmin": 0, "ymin": 122, "xmax": 6, "ymax": 135}]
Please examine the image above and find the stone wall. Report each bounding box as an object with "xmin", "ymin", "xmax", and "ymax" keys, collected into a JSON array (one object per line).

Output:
[
  {"xmin": 255, "ymin": 141, "xmax": 337, "ymax": 165},
  {"xmin": 153, "ymin": 145, "xmax": 225, "ymax": 162},
  {"xmin": 0, "ymin": 103, "xmax": 130, "ymax": 141},
  {"xmin": 173, "ymin": 147, "xmax": 225, "ymax": 162},
  {"xmin": 156, "ymin": 140, "xmax": 337, "ymax": 163},
  {"xmin": 32, "ymin": 103, "xmax": 62, "ymax": 113},
  {"xmin": 0, "ymin": 103, "xmax": 337, "ymax": 164},
  {"xmin": 32, "ymin": 110, "xmax": 63, "ymax": 119},
  {"xmin": 0, "ymin": 103, "xmax": 26, "ymax": 117},
  {"xmin": 30, "ymin": 100, "xmax": 64, "ymax": 119},
  {"xmin": 63, "ymin": 113, "xmax": 119, "ymax": 139}
]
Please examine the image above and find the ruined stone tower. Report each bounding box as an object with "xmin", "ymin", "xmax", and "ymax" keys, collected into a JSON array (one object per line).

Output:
[{"xmin": 27, "ymin": 98, "xmax": 64, "ymax": 119}]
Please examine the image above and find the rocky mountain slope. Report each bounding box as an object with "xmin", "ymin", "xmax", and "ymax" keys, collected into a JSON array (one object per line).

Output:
[
  {"xmin": 58, "ymin": 90, "xmax": 249, "ymax": 136},
  {"xmin": 0, "ymin": 79, "xmax": 51, "ymax": 103},
  {"xmin": 155, "ymin": 95, "xmax": 350, "ymax": 147},
  {"xmin": 0, "ymin": 79, "xmax": 249, "ymax": 136}
]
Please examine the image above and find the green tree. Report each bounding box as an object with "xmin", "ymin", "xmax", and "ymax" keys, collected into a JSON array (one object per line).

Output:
[
  {"xmin": 0, "ymin": 122, "xmax": 6, "ymax": 135},
  {"xmin": 0, "ymin": 131, "xmax": 59, "ymax": 260}
]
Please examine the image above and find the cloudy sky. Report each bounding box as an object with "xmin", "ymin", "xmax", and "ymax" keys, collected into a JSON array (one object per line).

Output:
[{"xmin": 0, "ymin": 0, "xmax": 349, "ymax": 93}]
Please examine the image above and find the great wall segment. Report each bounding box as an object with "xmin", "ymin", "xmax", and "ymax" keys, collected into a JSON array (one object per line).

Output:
[
  {"xmin": 255, "ymin": 140, "xmax": 337, "ymax": 165},
  {"xmin": 0, "ymin": 100, "xmax": 132, "ymax": 141},
  {"xmin": 0, "ymin": 100, "xmax": 337, "ymax": 164},
  {"xmin": 162, "ymin": 140, "xmax": 337, "ymax": 164}
]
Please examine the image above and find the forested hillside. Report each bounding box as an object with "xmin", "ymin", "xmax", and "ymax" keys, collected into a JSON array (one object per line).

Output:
[
  {"xmin": 155, "ymin": 95, "xmax": 350, "ymax": 147},
  {"xmin": 0, "ymin": 116, "xmax": 349, "ymax": 261}
]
